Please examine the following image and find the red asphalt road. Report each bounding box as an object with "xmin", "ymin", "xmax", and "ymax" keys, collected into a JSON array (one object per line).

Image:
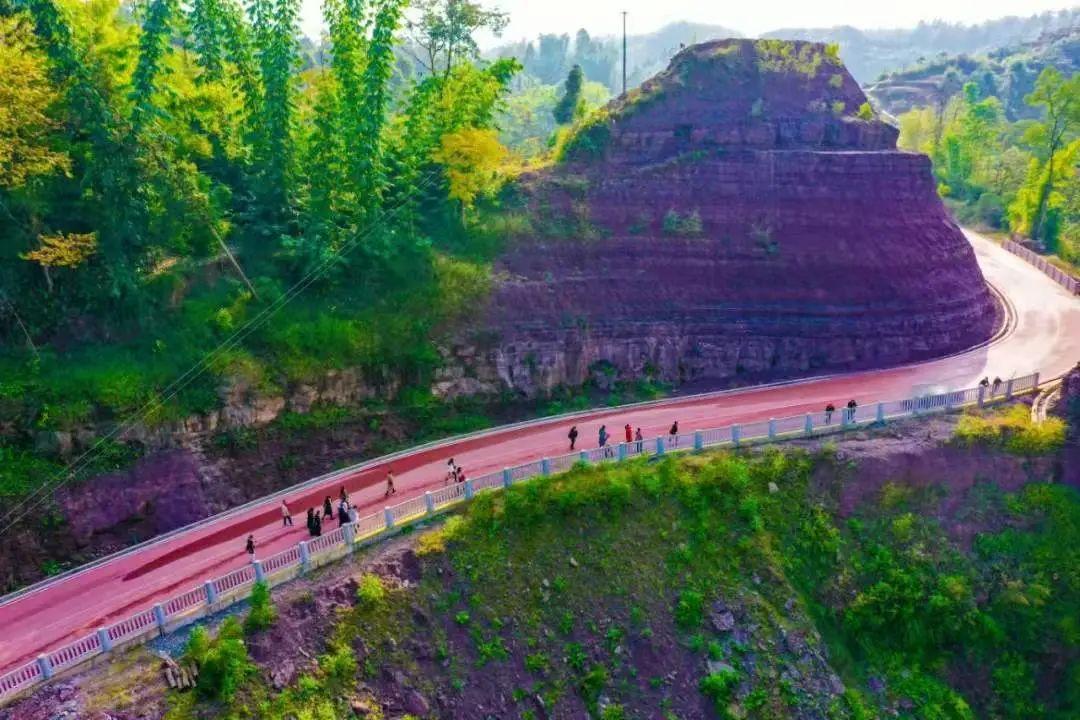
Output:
[{"xmin": 1, "ymin": 231, "xmax": 1078, "ymax": 673}]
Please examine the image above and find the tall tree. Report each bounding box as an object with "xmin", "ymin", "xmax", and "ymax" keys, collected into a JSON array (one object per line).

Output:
[
  {"xmin": 1013, "ymin": 68, "xmax": 1080, "ymax": 245},
  {"xmin": 406, "ymin": 0, "xmax": 507, "ymax": 79},
  {"xmin": 553, "ymin": 64, "xmax": 584, "ymax": 125}
]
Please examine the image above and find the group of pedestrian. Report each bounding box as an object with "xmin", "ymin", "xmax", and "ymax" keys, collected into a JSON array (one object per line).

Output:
[
  {"xmin": 823, "ymin": 399, "xmax": 858, "ymax": 424},
  {"xmin": 443, "ymin": 458, "xmax": 468, "ymax": 485},
  {"xmin": 979, "ymin": 376, "xmax": 1004, "ymax": 395},
  {"xmin": 568, "ymin": 421, "xmax": 674, "ymax": 455}
]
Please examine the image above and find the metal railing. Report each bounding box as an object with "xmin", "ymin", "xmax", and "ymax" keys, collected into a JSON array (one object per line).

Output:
[
  {"xmin": 0, "ymin": 371, "xmax": 1041, "ymax": 703},
  {"xmin": 1003, "ymin": 240, "xmax": 1079, "ymax": 295}
]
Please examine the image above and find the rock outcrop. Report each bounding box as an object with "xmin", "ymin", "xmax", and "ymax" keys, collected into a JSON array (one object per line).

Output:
[{"xmin": 449, "ymin": 39, "xmax": 998, "ymax": 398}]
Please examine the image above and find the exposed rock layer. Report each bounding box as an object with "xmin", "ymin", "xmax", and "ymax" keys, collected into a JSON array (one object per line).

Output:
[{"xmin": 450, "ymin": 39, "xmax": 998, "ymax": 398}]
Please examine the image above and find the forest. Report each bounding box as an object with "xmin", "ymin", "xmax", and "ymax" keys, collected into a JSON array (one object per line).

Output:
[
  {"xmin": 897, "ymin": 66, "xmax": 1080, "ymax": 268},
  {"xmin": 0, "ymin": 0, "xmax": 537, "ymax": 440}
]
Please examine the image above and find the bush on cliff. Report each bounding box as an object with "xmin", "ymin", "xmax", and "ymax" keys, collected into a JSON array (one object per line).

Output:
[
  {"xmin": 953, "ymin": 404, "xmax": 1066, "ymax": 455},
  {"xmin": 243, "ymin": 582, "xmax": 277, "ymax": 635},
  {"xmin": 184, "ymin": 619, "xmax": 255, "ymax": 703}
]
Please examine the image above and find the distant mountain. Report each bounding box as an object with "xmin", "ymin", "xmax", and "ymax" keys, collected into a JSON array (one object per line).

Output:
[
  {"xmin": 762, "ymin": 9, "xmax": 1079, "ymax": 84},
  {"xmin": 865, "ymin": 26, "xmax": 1080, "ymax": 120},
  {"xmin": 490, "ymin": 21, "xmax": 741, "ymax": 92}
]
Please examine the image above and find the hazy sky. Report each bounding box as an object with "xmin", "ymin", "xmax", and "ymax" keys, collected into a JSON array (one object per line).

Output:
[{"xmin": 299, "ymin": 0, "xmax": 1078, "ymax": 44}]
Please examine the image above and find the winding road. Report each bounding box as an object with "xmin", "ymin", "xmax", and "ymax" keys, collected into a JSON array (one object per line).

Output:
[{"xmin": 1, "ymin": 231, "xmax": 1078, "ymax": 678}]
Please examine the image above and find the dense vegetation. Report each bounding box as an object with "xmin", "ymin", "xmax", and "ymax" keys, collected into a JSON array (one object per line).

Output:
[
  {"xmin": 162, "ymin": 443, "xmax": 1078, "ymax": 719},
  {"xmin": 897, "ymin": 67, "xmax": 1080, "ymax": 268},
  {"xmin": 0, "ymin": 0, "xmax": 524, "ymax": 451}
]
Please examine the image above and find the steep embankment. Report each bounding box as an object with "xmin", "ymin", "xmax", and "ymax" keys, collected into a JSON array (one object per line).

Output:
[
  {"xmin": 446, "ymin": 40, "xmax": 998, "ymax": 398},
  {"xmin": 7, "ymin": 407, "xmax": 1076, "ymax": 720}
]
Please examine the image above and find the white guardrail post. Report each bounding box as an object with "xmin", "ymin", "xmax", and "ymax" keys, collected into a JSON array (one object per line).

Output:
[
  {"xmin": 618, "ymin": 443, "xmax": 627, "ymax": 461},
  {"xmin": 97, "ymin": 628, "xmax": 112, "ymax": 653},
  {"xmin": 502, "ymin": 468, "xmax": 513, "ymax": 487},
  {"xmin": 578, "ymin": 451, "xmax": 589, "ymax": 464},
  {"xmin": 36, "ymin": 655, "xmax": 52, "ymax": 680},
  {"xmin": 694, "ymin": 431, "xmax": 703, "ymax": 451},
  {"xmin": 1, "ymin": 370, "xmax": 1048, "ymax": 705}
]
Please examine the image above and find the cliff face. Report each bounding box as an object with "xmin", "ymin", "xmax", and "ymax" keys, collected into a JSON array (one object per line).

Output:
[{"xmin": 444, "ymin": 39, "xmax": 998, "ymax": 398}]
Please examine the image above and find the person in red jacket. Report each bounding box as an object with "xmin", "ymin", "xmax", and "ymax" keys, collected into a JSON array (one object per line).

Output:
[{"xmin": 624, "ymin": 423, "xmax": 633, "ymax": 444}]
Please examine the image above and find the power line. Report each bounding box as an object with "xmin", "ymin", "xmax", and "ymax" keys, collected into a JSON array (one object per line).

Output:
[{"xmin": 0, "ymin": 171, "xmax": 444, "ymax": 540}]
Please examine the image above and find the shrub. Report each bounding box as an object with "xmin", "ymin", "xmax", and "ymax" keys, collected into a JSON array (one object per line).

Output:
[
  {"xmin": 857, "ymin": 102, "xmax": 874, "ymax": 120},
  {"xmin": 662, "ymin": 209, "xmax": 704, "ymax": 237},
  {"xmin": 185, "ymin": 618, "xmax": 255, "ymax": 702},
  {"xmin": 244, "ymin": 581, "xmax": 277, "ymax": 634},
  {"xmin": 954, "ymin": 405, "xmax": 1066, "ymax": 455},
  {"xmin": 700, "ymin": 668, "xmax": 740, "ymax": 712},
  {"xmin": 578, "ymin": 665, "xmax": 609, "ymax": 708},
  {"xmin": 356, "ymin": 573, "xmax": 387, "ymax": 609},
  {"xmin": 831, "ymin": 100, "xmax": 846, "ymax": 116},
  {"xmin": 674, "ymin": 589, "xmax": 705, "ymax": 630}
]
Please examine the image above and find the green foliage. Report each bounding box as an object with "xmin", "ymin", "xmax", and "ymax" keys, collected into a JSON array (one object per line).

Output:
[
  {"xmin": 558, "ymin": 109, "xmax": 611, "ymax": 161},
  {"xmin": 953, "ymin": 405, "xmax": 1066, "ymax": 455},
  {"xmin": 356, "ymin": 573, "xmax": 387, "ymax": 610},
  {"xmin": 856, "ymin": 102, "xmax": 874, "ymax": 120},
  {"xmin": 184, "ymin": 618, "xmax": 256, "ymax": 702},
  {"xmin": 674, "ymin": 589, "xmax": 704, "ymax": 631},
  {"xmin": 243, "ymin": 581, "xmax": 277, "ymax": 634},
  {"xmin": 553, "ymin": 64, "xmax": 584, "ymax": 125},
  {"xmin": 699, "ymin": 668, "xmax": 740, "ymax": 715},
  {"xmin": 661, "ymin": 209, "xmax": 704, "ymax": 238}
]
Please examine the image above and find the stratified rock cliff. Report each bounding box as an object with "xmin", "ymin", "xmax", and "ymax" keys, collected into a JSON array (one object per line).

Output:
[{"xmin": 441, "ymin": 39, "xmax": 999, "ymax": 398}]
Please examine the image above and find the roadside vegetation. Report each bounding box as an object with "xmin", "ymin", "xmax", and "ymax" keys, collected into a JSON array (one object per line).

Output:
[
  {"xmin": 896, "ymin": 68, "xmax": 1080, "ymax": 272},
  {"xmin": 953, "ymin": 404, "xmax": 1067, "ymax": 455},
  {"xmin": 163, "ymin": 443, "xmax": 1079, "ymax": 719}
]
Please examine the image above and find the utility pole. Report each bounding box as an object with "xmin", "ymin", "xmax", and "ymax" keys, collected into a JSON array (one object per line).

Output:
[{"xmin": 621, "ymin": 11, "xmax": 628, "ymax": 95}]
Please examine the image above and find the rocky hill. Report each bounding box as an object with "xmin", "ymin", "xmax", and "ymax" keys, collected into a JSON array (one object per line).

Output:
[
  {"xmin": 447, "ymin": 39, "xmax": 998, "ymax": 398},
  {"xmin": 866, "ymin": 26, "xmax": 1080, "ymax": 120}
]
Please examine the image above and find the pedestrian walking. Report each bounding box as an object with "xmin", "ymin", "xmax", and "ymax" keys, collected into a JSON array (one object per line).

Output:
[
  {"xmin": 348, "ymin": 503, "xmax": 358, "ymax": 524},
  {"xmin": 280, "ymin": 499, "xmax": 293, "ymax": 527},
  {"xmin": 312, "ymin": 512, "xmax": 322, "ymax": 537},
  {"xmin": 992, "ymin": 377, "xmax": 1003, "ymax": 396},
  {"xmin": 598, "ymin": 425, "xmax": 611, "ymax": 457},
  {"xmin": 384, "ymin": 468, "xmax": 397, "ymax": 497},
  {"xmin": 846, "ymin": 399, "xmax": 858, "ymax": 422},
  {"xmin": 634, "ymin": 427, "xmax": 644, "ymax": 453},
  {"xmin": 624, "ymin": 423, "xmax": 632, "ymax": 444},
  {"xmin": 446, "ymin": 458, "xmax": 458, "ymax": 485},
  {"xmin": 568, "ymin": 425, "xmax": 579, "ymax": 451},
  {"xmin": 306, "ymin": 508, "xmax": 316, "ymax": 537},
  {"xmin": 669, "ymin": 421, "xmax": 679, "ymax": 447},
  {"xmin": 456, "ymin": 466, "xmax": 467, "ymax": 484},
  {"xmin": 245, "ymin": 534, "xmax": 255, "ymax": 560},
  {"xmin": 323, "ymin": 495, "xmax": 333, "ymax": 520},
  {"xmin": 339, "ymin": 485, "xmax": 349, "ymax": 504},
  {"xmin": 824, "ymin": 403, "xmax": 835, "ymax": 424},
  {"xmin": 338, "ymin": 499, "xmax": 350, "ymax": 525},
  {"xmin": 979, "ymin": 376, "xmax": 989, "ymax": 388}
]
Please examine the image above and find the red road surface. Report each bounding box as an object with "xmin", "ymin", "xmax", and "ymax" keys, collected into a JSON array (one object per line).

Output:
[{"xmin": 1, "ymin": 231, "xmax": 1078, "ymax": 673}]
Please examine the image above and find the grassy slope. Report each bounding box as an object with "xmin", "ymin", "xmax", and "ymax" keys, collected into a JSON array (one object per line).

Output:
[{"xmin": 165, "ymin": 432, "xmax": 1078, "ymax": 720}]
